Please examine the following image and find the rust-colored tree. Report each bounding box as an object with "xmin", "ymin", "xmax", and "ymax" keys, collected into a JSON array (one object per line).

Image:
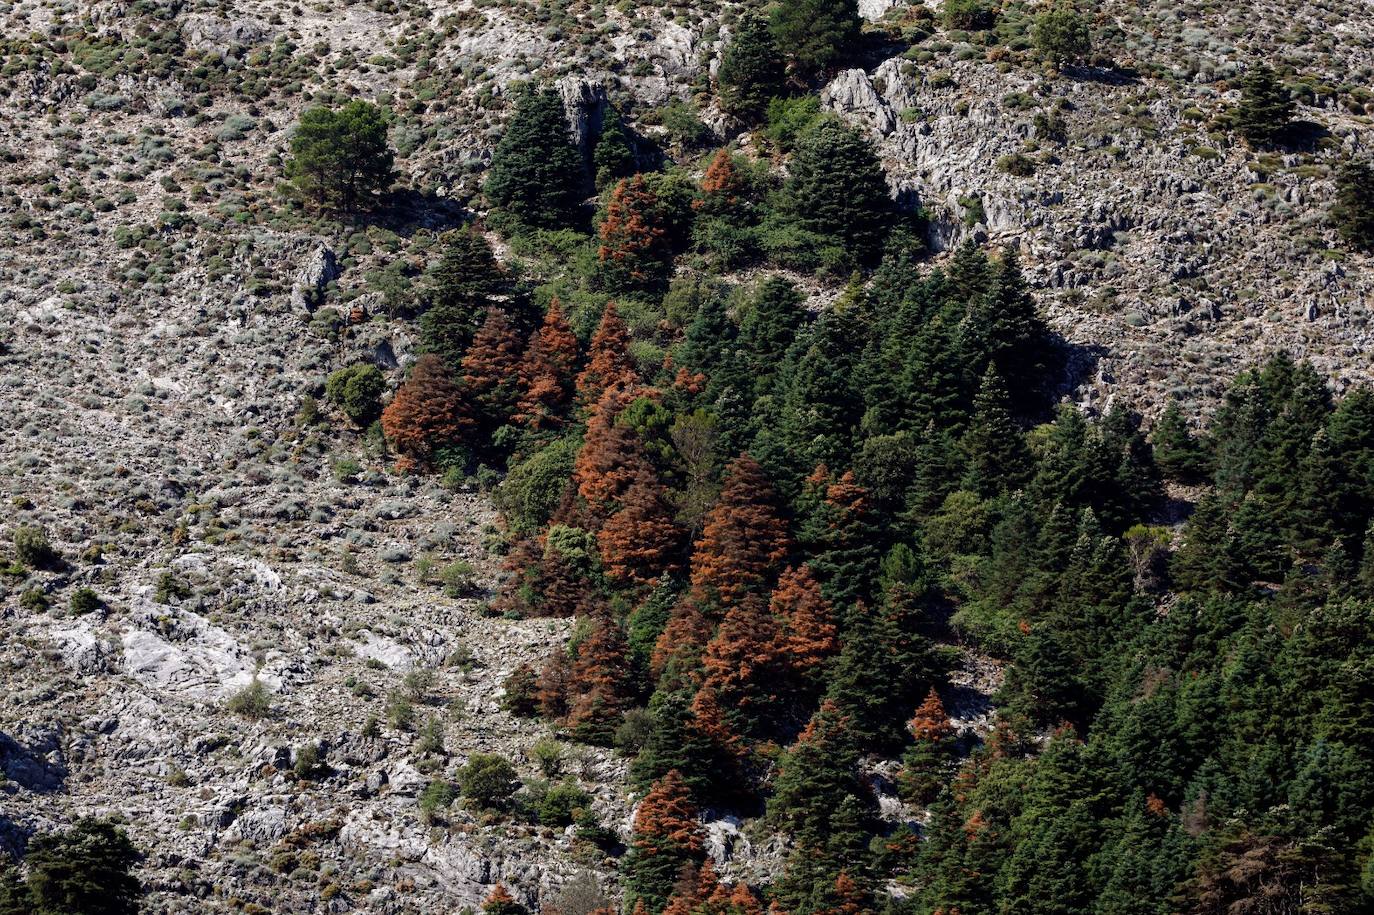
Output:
[
  {"xmin": 515, "ymin": 299, "xmax": 580, "ymax": 429},
  {"xmin": 598, "ymin": 471, "xmax": 684, "ymax": 586},
  {"xmin": 652, "ymin": 599, "xmax": 713, "ymax": 680},
  {"xmin": 689, "ymin": 454, "xmax": 791, "ymax": 610},
  {"xmin": 380, "ymin": 353, "xmax": 471, "ymax": 473},
  {"xmin": 624, "ymin": 770, "xmax": 706, "ymax": 914},
  {"xmin": 576, "ymin": 302, "xmax": 639, "ymax": 407},
  {"xmin": 571, "ymin": 386, "xmax": 656, "ymax": 523},
  {"xmin": 537, "ymin": 647, "xmax": 572, "ymax": 721},
  {"xmin": 598, "ymin": 174, "xmax": 671, "ymax": 291},
  {"xmin": 460, "ymin": 307, "xmax": 525, "ymax": 427},
  {"xmin": 694, "ymin": 150, "xmax": 746, "ymax": 217},
  {"xmin": 564, "ymin": 609, "xmax": 634, "ymax": 744},
  {"xmin": 700, "ymin": 594, "xmax": 783, "ymax": 735},
  {"xmin": 770, "ymin": 565, "xmax": 838, "ymax": 691},
  {"xmin": 898, "ymin": 688, "xmax": 956, "ymax": 805}
]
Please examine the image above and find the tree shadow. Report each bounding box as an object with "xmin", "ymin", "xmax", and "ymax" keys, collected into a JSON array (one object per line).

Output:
[
  {"xmin": 1280, "ymin": 120, "xmax": 1331, "ymax": 153},
  {"xmin": 352, "ymin": 189, "xmax": 471, "ymax": 237},
  {"xmin": 1061, "ymin": 64, "xmax": 1143, "ymax": 86},
  {"xmin": 1054, "ymin": 338, "xmax": 1111, "ymax": 407}
]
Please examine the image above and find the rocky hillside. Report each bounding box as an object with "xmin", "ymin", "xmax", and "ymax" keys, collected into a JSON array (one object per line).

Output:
[{"xmin": 1, "ymin": 0, "xmax": 1372, "ymax": 913}]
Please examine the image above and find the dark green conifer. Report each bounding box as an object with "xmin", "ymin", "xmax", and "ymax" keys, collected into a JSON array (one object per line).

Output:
[
  {"xmin": 718, "ymin": 12, "xmax": 787, "ymax": 123},
  {"xmin": 485, "ymin": 87, "xmax": 585, "ymax": 228}
]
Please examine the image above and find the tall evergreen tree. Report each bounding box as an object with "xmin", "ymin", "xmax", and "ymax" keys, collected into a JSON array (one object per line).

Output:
[
  {"xmin": 770, "ymin": 0, "xmax": 861, "ymax": 78},
  {"xmin": 771, "ymin": 119, "xmax": 891, "ymax": 266},
  {"xmin": 1235, "ymin": 65, "xmax": 1294, "ymax": 147},
  {"xmin": 960, "ymin": 366, "xmax": 1032, "ymax": 497},
  {"xmin": 1332, "ymin": 159, "xmax": 1374, "ymax": 251},
  {"xmin": 717, "ymin": 12, "xmax": 786, "ymax": 123},
  {"xmin": 486, "ymin": 87, "xmax": 585, "ymax": 228},
  {"xmin": 624, "ymin": 771, "xmax": 706, "ymax": 914},
  {"xmin": 421, "ymin": 227, "xmax": 509, "ymax": 367}
]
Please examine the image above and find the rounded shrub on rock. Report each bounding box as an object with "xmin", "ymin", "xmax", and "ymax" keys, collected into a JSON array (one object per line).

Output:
[
  {"xmin": 325, "ymin": 363, "xmax": 385, "ymax": 425},
  {"xmin": 458, "ymin": 753, "xmax": 519, "ymax": 810}
]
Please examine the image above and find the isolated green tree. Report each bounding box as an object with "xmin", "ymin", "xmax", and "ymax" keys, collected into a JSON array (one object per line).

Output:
[
  {"xmin": 770, "ymin": 0, "xmax": 861, "ymax": 78},
  {"xmin": 1332, "ymin": 159, "xmax": 1374, "ymax": 251},
  {"xmin": 1235, "ymin": 65, "xmax": 1294, "ymax": 147},
  {"xmin": 718, "ymin": 12, "xmax": 787, "ymax": 123},
  {"xmin": 325, "ymin": 363, "xmax": 385, "ymax": 425},
  {"xmin": 286, "ymin": 101, "xmax": 396, "ymax": 212},
  {"xmin": 1031, "ymin": 6, "xmax": 1092, "ymax": 68},
  {"xmin": 486, "ymin": 88, "xmax": 585, "ymax": 228}
]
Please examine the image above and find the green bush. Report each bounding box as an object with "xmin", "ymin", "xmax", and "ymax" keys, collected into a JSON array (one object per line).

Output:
[
  {"xmin": 13, "ymin": 525, "xmax": 56, "ymax": 569},
  {"xmin": 458, "ymin": 753, "xmax": 519, "ymax": 810},
  {"xmin": 944, "ymin": 0, "xmax": 995, "ymax": 30},
  {"xmin": 537, "ymin": 782, "xmax": 592, "ymax": 827},
  {"xmin": 419, "ymin": 779, "xmax": 456, "ymax": 823},
  {"xmin": 70, "ymin": 587, "xmax": 101, "ymax": 615},
  {"xmin": 226, "ymin": 677, "xmax": 272, "ymax": 719},
  {"xmin": 495, "ymin": 436, "xmax": 579, "ymax": 536},
  {"xmin": 764, "ymin": 95, "xmax": 824, "ymax": 152},
  {"xmin": 325, "ymin": 363, "xmax": 385, "ymax": 425}
]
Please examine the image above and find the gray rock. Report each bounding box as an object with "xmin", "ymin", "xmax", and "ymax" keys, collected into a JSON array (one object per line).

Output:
[{"xmin": 289, "ymin": 244, "xmax": 339, "ymax": 314}]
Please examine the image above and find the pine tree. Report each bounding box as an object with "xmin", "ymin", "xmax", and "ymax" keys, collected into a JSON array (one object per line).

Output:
[
  {"xmin": 599, "ymin": 471, "xmax": 684, "ymax": 586},
  {"xmin": 286, "ymin": 101, "xmax": 396, "ymax": 213},
  {"xmin": 770, "ymin": 0, "xmax": 861, "ymax": 78},
  {"xmin": 1332, "ymin": 158, "xmax": 1374, "ymax": 252},
  {"xmin": 960, "ymin": 366, "xmax": 1031, "ymax": 497},
  {"xmin": 718, "ymin": 11, "xmax": 786, "ymax": 122},
  {"xmin": 754, "ymin": 308, "xmax": 864, "ymax": 489},
  {"xmin": 825, "ymin": 599, "xmax": 937, "ymax": 750},
  {"xmin": 381, "ymin": 354, "xmax": 471, "ymax": 472},
  {"xmin": 898, "ymin": 689, "xmax": 956, "ymax": 804},
  {"xmin": 21, "ymin": 819, "xmax": 142, "ymax": 915},
  {"xmin": 460, "ymin": 308, "xmax": 525, "ymax": 429},
  {"xmin": 796, "ymin": 469, "xmax": 884, "ymax": 607},
  {"xmin": 700, "ymin": 594, "xmax": 784, "ymax": 735},
  {"xmin": 593, "ymin": 110, "xmax": 637, "ymax": 189},
  {"xmin": 576, "ymin": 302, "xmax": 640, "ymax": 406},
  {"xmin": 515, "ymin": 299, "xmax": 580, "ymax": 429},
  {"xmin": 773, "ymin": 119, "xmax": 890, "ymax": 263},
  {"xmin": 421, "ymin": 227, "xmax": 508, "ymax": 367},
  {"xmin": 1235, "ymin": 65, "xmax": 1294, "ymax": 147},
  {"xmin": 768, "ymin": 701, "xmax": 866, "ymax": 846},
  {"xmin": 1152, "ymin": 401, "xmax": 1210, "ymax": 483},
  {"xmin": 695, "ymin": 150, "xmax": 748, "ymax": 218},
  {"xmin": 598, "ymin": 174, "xmax": 672, "ymax": 293},
  {"xmin": 689, "ymin": 454, "xmax": 791, "ymax": 609},
  {"xmin": 564, "ymin": 610, "xmax": 635, "ymax": 743},
  {"xmin": 486, "ymin": 87, "xmax": 585, "ymax": 228},
  {"xmin": 572, "ymin": 386, "xmax": 655, "ymax": 519},
  {"xmin": 960, "ymin": 247, "xmax": 1053, "ymax": 414},
  {"xmin": 739, "ymin": 277, "xmax": 807, "ymax": 399},
  {"xmin": 770, "ymin": 565, "xmax": 839, "ymax": 693},
  {"xmin": 624, "ymin": 771, "xmax": 706, "ymax": 914}
]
